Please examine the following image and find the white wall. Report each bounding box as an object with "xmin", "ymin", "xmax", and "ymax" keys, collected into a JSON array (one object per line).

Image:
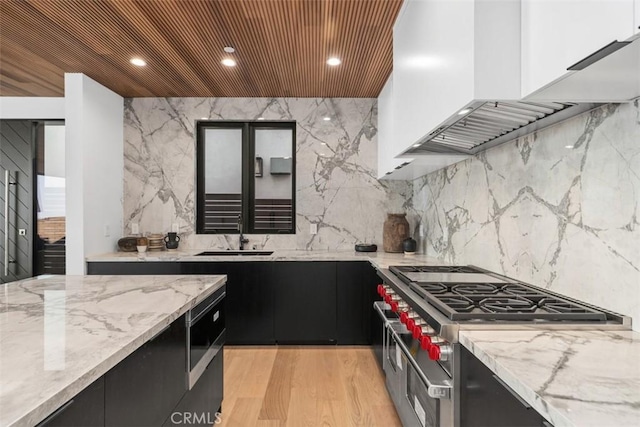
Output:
[
  {"xmin": 44, "ymin": 125, "xmax": 66, "ymax": 178},
  {"xmin": 0, "ymin": 97, "xmax": 65, "ymax": 119},
  {"xmin": 65, "ymin": 73, "xmax": 123, "ymax": 274}
]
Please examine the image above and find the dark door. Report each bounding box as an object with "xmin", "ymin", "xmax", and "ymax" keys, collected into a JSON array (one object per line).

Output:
[
  {"xmin": 1, "ymin": 120, "xmax": 35, "ymax": 283},
  {"xmin": 180, "ymin": 262, "xmax": 275, "ymax": 344},
  {"xmin": 36, "ymin": 377, "xmax": 105, "ymax": 427},
  {"xmin": 105, "ymin": 315, "xmax": 187, "ymax": 426},
  {"xmin": 273, "ymin": 262, "xmax": 337, "ymax": 344},
  {"xmin": 336, "ymin": 261, "xmax": 378, "ymax": 345}
]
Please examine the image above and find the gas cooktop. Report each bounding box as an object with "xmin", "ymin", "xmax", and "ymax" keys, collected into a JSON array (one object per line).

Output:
[{"xmin": 388, "ymin": 265, "xmax": 620, "ymax": 323}]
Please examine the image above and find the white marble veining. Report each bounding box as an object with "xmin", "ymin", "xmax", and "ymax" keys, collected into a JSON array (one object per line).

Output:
[
  {"xmin": 410, "ymin": 101, "xmax": 640, "ymax": 330},
  {"xmin": 0, "ymin": 275, "xmax": 226, "ymax": 427},
  {"xmin": 86, "ymin": 250, "xmax": 443, "ymax": 270},
  {"xmin": 460, "ymin": 329, "xmax": 640, "ymax": 427},
  {"xmin": 124, "ymin": 97, "xmax": 412, "ymax": 252}
]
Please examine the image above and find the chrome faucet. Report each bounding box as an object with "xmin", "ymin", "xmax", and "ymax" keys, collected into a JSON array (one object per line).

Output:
[{"xmin": 237, "ymin": 215, "xmax": 249, "ymax": 250}]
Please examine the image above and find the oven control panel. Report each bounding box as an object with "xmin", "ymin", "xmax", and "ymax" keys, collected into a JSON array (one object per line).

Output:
[{"xmin": 377, "ymin": 284, "xmax": 453, "ymax": 364}]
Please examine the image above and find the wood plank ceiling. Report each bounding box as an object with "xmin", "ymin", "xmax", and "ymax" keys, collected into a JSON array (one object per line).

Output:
[{"xmin": 0, "ymin": 0, "xmax": 403, "ymax": 98}]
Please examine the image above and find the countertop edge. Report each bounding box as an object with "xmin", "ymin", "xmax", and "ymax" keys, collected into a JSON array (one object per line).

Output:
[
  {"xmin": 84, "ymin": 250, "xmax": 440, "ymax": 271},
  {"xmin": 14, "ymin": 275, "xmax": 227, "ymax": 427}
]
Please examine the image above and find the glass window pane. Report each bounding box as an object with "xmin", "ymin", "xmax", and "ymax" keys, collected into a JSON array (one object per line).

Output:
[
  {"xmin": 253, "ymin": 128, "xmax": 293, "ymax": 232},
  {"xmin": 204, "ymin": 127, "xmax": 243, "ymax": 232},
  {"xmin": 36, "ymin": 123, "xmax": 66, "ymax": 275}
]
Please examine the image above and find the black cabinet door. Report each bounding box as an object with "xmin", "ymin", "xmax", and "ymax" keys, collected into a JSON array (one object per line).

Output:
[
  {"xmin": 273, "ymin": 262, "xmax": 337, "ymax": 344},
  {"xmin": 105, "ymin": 315, "xmax": 187, "ymax": 426},
  {"xmin": 164, "ymin": 350, "xmax": 224, "ymax": 426},
  {"xmin": 460, "ymin": 346, "xmax": 545, "ymax": 426},
  {"xmin": 181, "ymin": 262, "xmax": 275, "ymax": 344},
  {"xmin": 37, "ymin": 377, "xmax": 105, "ymax": 427},
  {"xmin": 336, "ymin": 262, "xmax": 379, "ymax": 345}
]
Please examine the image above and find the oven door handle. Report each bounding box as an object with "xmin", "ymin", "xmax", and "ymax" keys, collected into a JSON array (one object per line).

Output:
[
  {"xmin": 391, "ymin": 328, "xmax": 452, "ymax": 400},
  {"xmin": 373, "ymin": 301, "xmax": 391, "ymax": 326}
]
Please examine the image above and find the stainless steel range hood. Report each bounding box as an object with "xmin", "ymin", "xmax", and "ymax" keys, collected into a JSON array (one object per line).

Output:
[{"xmin": 404, "ymin": 100, "xmax": 604, "ymax": 156}]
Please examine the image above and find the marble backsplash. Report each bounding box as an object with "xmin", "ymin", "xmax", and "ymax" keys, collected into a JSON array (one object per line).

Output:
[
  {"xmin": 123, "ymin": 98, "xmax": 411, "ymax": 251},
  {"xmin": 410, "ymin": 100, "xmax": 640, "ymax": 328}
]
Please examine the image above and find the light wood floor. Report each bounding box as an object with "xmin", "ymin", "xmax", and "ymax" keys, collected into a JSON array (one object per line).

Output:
[{"xmin": 218, "ymin": 346, "xmax": 402, "ymax": 427}]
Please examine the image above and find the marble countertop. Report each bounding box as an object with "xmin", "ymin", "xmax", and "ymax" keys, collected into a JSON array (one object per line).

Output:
[
  {"xmin": 459, "ymin": 329, "xmax": 640, "ymax": 427},
  {"xmin": 85, "ymin": 249, "xmax": 443, "ymax": 270},
  {"xmin": 0, "ymin": 274, "xmax": 226, "ymax": 427}
]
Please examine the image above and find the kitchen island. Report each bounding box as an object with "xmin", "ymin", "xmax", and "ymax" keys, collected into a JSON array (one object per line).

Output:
[{"xmin": 0, "ymin": 274, "xmax": 226, "ymax": 427}]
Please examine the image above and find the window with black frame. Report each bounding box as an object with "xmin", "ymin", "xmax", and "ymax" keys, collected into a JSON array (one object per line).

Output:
[{"xmin": 196, "ymin": 121, "xmax": 296, "ymax": 234}]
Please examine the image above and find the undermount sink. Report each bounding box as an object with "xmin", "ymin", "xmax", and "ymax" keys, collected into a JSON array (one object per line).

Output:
[{"xmin": 195, "ymin": 251, "xmax": 274, "ymax": 256}]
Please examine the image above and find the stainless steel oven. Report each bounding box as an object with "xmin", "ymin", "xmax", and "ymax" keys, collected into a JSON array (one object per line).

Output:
[
  {"xmin": 186, "ymin": 286, "xmax": 225, "ymax": 390},
  {"xmin": 375, "ymin": 301, "xmax": 454, "ymax": 426}
]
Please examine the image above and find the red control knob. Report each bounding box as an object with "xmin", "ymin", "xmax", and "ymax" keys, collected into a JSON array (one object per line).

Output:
[
  {"xmin": 377, "ymin": 284, "xmax": 384, "ymax": 296},
  {"xmin": 400, "ymin": 312, "xmax": 408, "ymax": 324},
  {"xmin": 429, "ymin": 345, "xmax": 441, "ymax": 361},
  {"xmin": 406, "ymin": 318, "xmax": 415, "ymax": 331},
  {"xmin": 390, "ymin": 301, "xmax": 399, "ymax": 312},
  {"xmin": 384, "ymin": 294, "xmax": 392, "ymax": 304},
  {"xmin": 420, "ymin": 335, "xmax": 432, "ymax": 350},
  {"xmin": 412, "ymin": 324, "xmax": 422, "ymax": 339}
]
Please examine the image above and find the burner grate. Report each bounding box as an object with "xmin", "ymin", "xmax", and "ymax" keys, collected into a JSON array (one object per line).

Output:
[
  {"xmin": 539, "ymin": 298, "xmax": 597, "ymax": 314},
  {"xmin": 417, "ymin": 283, "xmax": 448, "ymax": 294},
  {"xmin": 389, "ymin": 265, "xmax": 613, "ymax": 322},
  {"xmin": 479, "ymin": 297, "xmax": 537, "ymax": 313},
  {"xmin": 390, "ymin": 265, "xmax": 483, "ymax": 275},
  {"xmin": 502, "ymin": 284, "xmax": 547, "ymax": 297},
  {"xmin": 438, "ymin": 296, "xmax": 475, "ymax": 313},
  {"xmin": 452, "ymin": 283, "xmax": 499, "ymax": 295}
]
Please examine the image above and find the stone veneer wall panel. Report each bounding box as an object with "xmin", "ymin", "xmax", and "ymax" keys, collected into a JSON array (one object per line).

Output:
[
  {"xmin": 124, "ymin": 97, "xmax": 412, "ymax": 251},
  {"xmin": 411, "ymin": 101, "xmax": 640, "ymax": 329}
]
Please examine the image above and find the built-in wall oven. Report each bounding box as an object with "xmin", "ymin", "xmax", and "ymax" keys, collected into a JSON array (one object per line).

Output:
[{"xmin": 186, "ymin": 286, "xmax": 226, "ymax": 390}]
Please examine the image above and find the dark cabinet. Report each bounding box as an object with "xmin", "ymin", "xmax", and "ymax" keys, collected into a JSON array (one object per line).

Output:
[
  {"xmin": 105, "ymin": 315, "xmax": 187, "ymax": 426},
  {"xmin": 86, "ymin": 259, "xmax": 380, "ymax": 345},
  {"xmin": 164, "ymin": 350, "xmax": 224, "ymax": 426},
  {"xmin": 181, "ymin": 262, "xmax": 275, "ymax": 344},
  {"xmin": 37, "ymin": 377, "xmax": 105, "ymax": 427},
  {"xmin": 273, "ymin": 262, "xmax": 337, "ymax": 343},
  {"xmin": 460, "ymin": 346, "xmax": 547, "ymax": 426},
  {"xmin": 336, "ymin": 262, "xmax": 379, "ymax": 344}
]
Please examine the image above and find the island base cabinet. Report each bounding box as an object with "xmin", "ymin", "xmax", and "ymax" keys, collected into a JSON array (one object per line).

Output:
[
  {"xmin": 105, "ymin": 315, "xmax": 187, "ymax": 427},
  {"xmin": 36, "ymin": 377, "xmax": 105, "ymax": 427},
  {"xmin": 164, "ymin": 349, "xmax": 224, "ymax": 426}
]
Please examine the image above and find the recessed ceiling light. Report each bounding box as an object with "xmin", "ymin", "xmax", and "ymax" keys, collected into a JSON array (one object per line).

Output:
[
  {"xmin": 223, "ymin": 46, "xmax": 235, "ymax": 53},
  {"xmin": 458, "ymin": 108, "xmax": 472, "ymax": 115},
  {"xmin": 130, "ymin": 57, "xmax": 146, "ymax": 67},
  {"xmin": 565, "ymin": 145, "xmax": 574, "ymax": 149},
  {"xmin": 221, "ymin": 58, "xmax": 237, "ymax": 67},
  {"xmin": 321, "ymin": 142, "xmax": 327, "ymax": 145},
  {"xmin": 327, "ymin": 57, "xmax": 342, "ymax": 66},
  {"xmin": 257, "ymin": 117, "xmax": 265, "ymax": 120},
  {"xmin": 323, "ymin": 117, "xmax": 331, "ymax": 121},
  {"xmin": 201, "ymin": 117, "xmax": 208, "ymax": 120},
  {"xmin": 412, "ymin": 143, "xmax": 421, "ymax": 147}
]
